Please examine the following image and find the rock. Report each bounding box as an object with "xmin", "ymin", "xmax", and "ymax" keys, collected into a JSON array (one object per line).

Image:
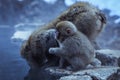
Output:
[
  {"xmin": 60, "ymin": 75, "xmax": 92, "ymax": 80},
  {"xmin": 118, "ymin": 57, "xmax": 120, "ymax": 67},
  {"xmin": 45, "ymin": 67, "xmax": 72, "ymax": 77},
  {"xmin": 24, "ymin": 67, "xmax": 72, "ymax": 80},
  {"xmin": 90, "ymin": 58, "xmax": 102, "ymax": 67},
  {"xmin": 107, "ymin": 69, "xmax": 120, "ymax": 80},
  {"xmin": 59, "ymin": 67, "xmax": 120, "ymax": 80},
  {"xmin": 24, "ymin": 67, "xmax": 63, "ymax": 80},
  {"xmin": 24, "ymin": 49, "xmax": 120, "ymax": 80},
  {"xmin": 95, "ymin": 49, "xmax": 120, "ymax": 66}
]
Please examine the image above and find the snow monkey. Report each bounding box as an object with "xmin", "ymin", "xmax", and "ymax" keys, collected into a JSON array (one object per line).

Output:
[
  {"xmin": 49, "ymin": 21, "xmax": 95, "ymax": 71},
  {"xmin": 21, "ymin": 2, "xmax": 106, "ymax": 68},
  {"xmin": 57, "ymin": 2, "xmax": 106, "ymax": 49},
  {"xmin": 21, "ymin": 29, "xmax": 59, "ymax": 68}
]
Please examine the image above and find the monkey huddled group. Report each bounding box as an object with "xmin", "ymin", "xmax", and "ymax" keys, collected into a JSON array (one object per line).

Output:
[{"xmin": 21, "ymin": 2, "xmax": 106, "ymax": 71}]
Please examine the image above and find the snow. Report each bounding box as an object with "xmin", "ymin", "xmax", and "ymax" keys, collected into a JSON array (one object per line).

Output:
[
  {"xmin": 11, "ymin": 22, "xmax": 44, "ymax": 42},
  {"xmin": 115, "ymin": 18, "xmax": 120, "ymax": 24},
  {"xmin": 96, "ymin": 49, "xmax": 120, "ymax": 58},
  {"xmin": 43, "ymin": 0, "xmax": 57, "ymax": 4},
  {"xmin": 64, "ymin": 0, "xmax": 76, "ymax": 6},
  {"xmin": 11, "ymin": 30, "xmax": 32, "ymax": 41}
]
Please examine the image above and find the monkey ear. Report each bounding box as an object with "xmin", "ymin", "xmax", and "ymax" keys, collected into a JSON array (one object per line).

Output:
[
  {"xmin": 66, "ymin": 28, "xmax": 71, "ymax": 34},
  {"xmin": 96, "ymin": 12, "xmax": 107, "ymax": 24}
]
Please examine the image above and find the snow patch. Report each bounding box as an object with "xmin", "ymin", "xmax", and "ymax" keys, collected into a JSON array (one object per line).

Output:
[
  {"xmin": 11, "ymin": 31, "xmax": 32, "ymax": 41},
  {"xmin": 115, "ymin": 18, "xmax": 120, "ymax": 24},
  {"xmin": 64, "ymin": 0, "xmax": 76, "ymax": 6},
  {"xmin": 11, "ymin": 22, "xmax": 44, "ymax": 43},
  {"xmin": 43, "ymin": 0, "xmax": 57, "ymax": 4},
  {"xmin": 96, "ymin": 49, "xmax": 120, "ymax": 58}
]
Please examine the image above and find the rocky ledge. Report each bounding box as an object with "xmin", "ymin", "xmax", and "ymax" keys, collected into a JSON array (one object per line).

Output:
[{"xmin": 25, "ymin": 49, "xmax": 120, "ymax": 80}]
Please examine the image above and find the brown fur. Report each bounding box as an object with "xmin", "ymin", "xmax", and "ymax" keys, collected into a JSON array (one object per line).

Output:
[
  {"xmin": 21, "ymin": 2, "xmax": 106, "ymax": 68},
  {"xmin": 21, "ymin": 29, "xmax": 59, "ymax": 68}
]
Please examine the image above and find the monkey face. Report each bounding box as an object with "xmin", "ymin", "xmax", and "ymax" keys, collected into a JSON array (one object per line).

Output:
[
  {"xmin": 56, "ymin": 21, "xmax": 77, "ymax": 37},
  {"xmin": 44, "ymin": 29, "xmax": 59, "ymax": 49},
  {"xmin": 60, "ymin": 27, "xmax": 72, "ymax": 37}
]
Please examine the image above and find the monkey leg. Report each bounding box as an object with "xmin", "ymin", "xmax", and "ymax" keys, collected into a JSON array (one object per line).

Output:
[
  {"xmin": 59, "ymin": 58, "xmax": 70, "ymax": 69},
  {"xmin": 91, "ymin": 40, "xmax": 101, "ymax": 50}
]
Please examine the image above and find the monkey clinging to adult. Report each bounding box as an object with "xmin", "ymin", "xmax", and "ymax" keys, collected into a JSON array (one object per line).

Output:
[
  {"xmin": 21, "ymin": 2, "xmax": 106, "ymax": 68},
  {"xmin": 49, "ymin": 21, "xmax": 95, "ymax": 71}
]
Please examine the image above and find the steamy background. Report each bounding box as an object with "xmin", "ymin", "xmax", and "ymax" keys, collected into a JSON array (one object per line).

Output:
[{"xmin": 0, "ymin": 0, "xmax": 120, "ymax": 80}]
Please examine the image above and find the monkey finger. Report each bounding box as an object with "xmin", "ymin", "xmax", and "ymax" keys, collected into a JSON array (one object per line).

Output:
[{"xmin": 49, "ymin": 48, "xmax": 56, "ymax": 54}]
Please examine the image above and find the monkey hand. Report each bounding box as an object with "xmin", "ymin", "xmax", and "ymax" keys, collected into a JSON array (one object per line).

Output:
[{"xmin": 49, "ymin": 48, "xmax": 57, "ymax": 54}]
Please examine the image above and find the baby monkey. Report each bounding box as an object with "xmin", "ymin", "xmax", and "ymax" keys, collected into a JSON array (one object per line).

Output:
[{"xmin": 49, "ymin": 21, "xmax": 95, "ymax": 71}]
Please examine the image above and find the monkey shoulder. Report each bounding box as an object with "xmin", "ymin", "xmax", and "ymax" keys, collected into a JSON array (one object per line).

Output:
[{"xmin": 75, "ymin": 32, "xmax": 94, "ymax": 51}]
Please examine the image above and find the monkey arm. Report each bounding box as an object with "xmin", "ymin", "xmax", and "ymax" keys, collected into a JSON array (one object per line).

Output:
[
  {"xmin": 49, "ymin": 39, "xmax": 67, "ymax": 55},
  {"xmin": 49, "ymin": 47, "xmax": 65, "ymax": 55}
]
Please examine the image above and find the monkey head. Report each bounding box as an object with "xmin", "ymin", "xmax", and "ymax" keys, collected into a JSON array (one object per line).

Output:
[
  {"xmin": 58, "ymin": 2, "xmax": 106, "ymax": 41},
  {"xmin": 56, "ymin": 21, "xmax": 77, "ymax": 38},
  {"xmin": 43, "ymin": 29, "xmax": 58, "ymax": 49},
  {"xmin": 21, "ymin": 29, "xmax": 59, "ymax": 68}
]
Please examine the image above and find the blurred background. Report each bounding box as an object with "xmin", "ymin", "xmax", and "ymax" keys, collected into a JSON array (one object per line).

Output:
[{"xmin": 0, "ymin": 0, "xmax": 120, "ymax": 80}]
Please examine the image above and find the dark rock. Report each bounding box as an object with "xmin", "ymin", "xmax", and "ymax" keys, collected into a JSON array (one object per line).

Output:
[
  {"xmin": 118, "ymin": 57, "xmax": 120, "ymax": 67},
  {"xmin": 96, "ymin": 49, "xmax": 120, "ymax": 66},
  {"xmin": 107, "ymin": 69, "xmax": 120, "ymax": 80},
  {"xmin": 24, "ymin": 66, "xmax": 72, "ymax": 80}
]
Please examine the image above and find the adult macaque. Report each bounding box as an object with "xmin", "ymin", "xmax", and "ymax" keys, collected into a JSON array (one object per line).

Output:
[{"xmin": 21, "ymin": 29, "xmax": 59, "ymax": 68}]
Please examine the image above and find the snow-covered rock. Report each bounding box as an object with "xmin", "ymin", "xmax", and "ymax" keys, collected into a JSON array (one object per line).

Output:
[
  {"xmin": 60, "ymin": 75, "xmax": 92, "ymax": 80},
  {"xmin": 11, "ymin": 30, "xmax": 32, "ymax": 41},
  {"xmin": 59, "ymin": 67, "xmax": 120, "ymax": 80},
  {"xmin": 53, "ymin": 49, "xmax": 120, "ymax": 80},
  {"xmin": 11, "ymin": 23, "xmax": 44, "ymax": 43},
  {"xmin": 25, "ymin": 49, "xmax": 120, "ymax": 80}
]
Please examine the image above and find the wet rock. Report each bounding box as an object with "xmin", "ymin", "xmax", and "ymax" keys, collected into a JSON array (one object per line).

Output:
[{"xmin": 95, "ymin": 49, "xmax": 120, "ymax": 66}]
